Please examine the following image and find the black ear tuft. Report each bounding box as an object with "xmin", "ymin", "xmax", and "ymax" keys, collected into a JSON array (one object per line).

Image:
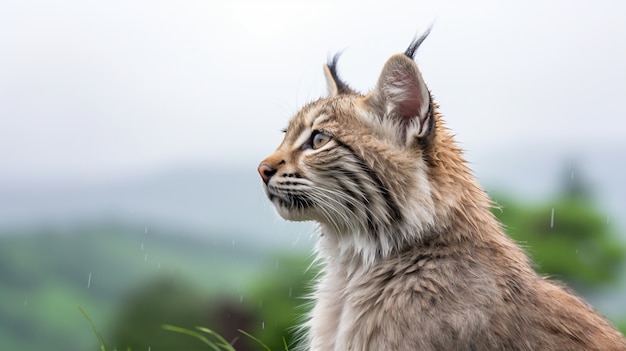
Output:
[
  {"xmin": 404, "ymin": 26, "xmax": 433, "ymax": 60},
  {"xmin": 327, "ymin": 53, "xmax": 356, "ymax": 95}
]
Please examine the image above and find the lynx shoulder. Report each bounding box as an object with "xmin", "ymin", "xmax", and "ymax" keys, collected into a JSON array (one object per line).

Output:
[{"xmin": 257, "ymin": 30, "xmax": 626, "ymax": 351}]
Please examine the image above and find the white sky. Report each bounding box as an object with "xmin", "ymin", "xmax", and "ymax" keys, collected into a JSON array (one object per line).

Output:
[{"xmin": 1, "ymin": 0, "xmax": 625, "ymax": 183}]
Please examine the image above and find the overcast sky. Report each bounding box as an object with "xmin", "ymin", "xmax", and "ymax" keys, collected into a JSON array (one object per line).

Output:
[{"xmin": 1, "ymin": 0, "xmax": 625, "ymax": 184}]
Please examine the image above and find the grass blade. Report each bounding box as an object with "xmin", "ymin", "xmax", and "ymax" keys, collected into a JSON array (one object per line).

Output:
[
  {"xmin": 238, "ymin": 329, "xmax": 272, "ymax": 351},
  {"xmin": 78, "ymin": 306, "xmax": 107, "ymax": 351},
  {"xmin": 195, "ymin": 327, "xmax": 236, "ymax": 351},
  {"xmin": 162, "ymin": 324, "xmax": 221, "ymax": 351}
]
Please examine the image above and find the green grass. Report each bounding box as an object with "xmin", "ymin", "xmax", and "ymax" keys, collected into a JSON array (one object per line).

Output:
[
  {"xmin": 162, "ymin": 326, "xmax": 288, "ymax": 351},
  {"xmin": 80, "ymin": 306, "xmax": 289, "ymax": 351},
  {"xmin": 79, "ymin": 307, "xmax": 111, "ymax": 351}
]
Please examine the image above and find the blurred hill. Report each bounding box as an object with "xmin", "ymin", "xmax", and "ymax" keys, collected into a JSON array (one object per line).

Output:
[
  {"xmin": 470, "ymin": 143, "xmax": 626, "ymax": 231},
  {"xmin": 1, "ymin": 144, "xmax": 624, "ymax": 238},
  {"xmin": 0, "ymin": 224, "xmax": 296, "ymax": 351},
  {"xmin": 0, "ymin": 166, "xmax": 317, "ymax": 251}
]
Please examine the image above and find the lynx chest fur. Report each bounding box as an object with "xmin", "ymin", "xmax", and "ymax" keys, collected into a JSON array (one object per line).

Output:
[{"xmin": 257, "ymin": 31, "xmax": 626, "ymax": 351}]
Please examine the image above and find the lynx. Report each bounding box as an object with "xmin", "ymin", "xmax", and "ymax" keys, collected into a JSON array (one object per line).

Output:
[{"xmin": 257, "ymin": 30, "xmax": 626, "ymax": 351}]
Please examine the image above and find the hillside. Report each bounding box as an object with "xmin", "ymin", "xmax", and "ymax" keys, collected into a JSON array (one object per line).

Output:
[{"xmin": 0, "ymin": 224, "xmax": 302, "ymax": 351}]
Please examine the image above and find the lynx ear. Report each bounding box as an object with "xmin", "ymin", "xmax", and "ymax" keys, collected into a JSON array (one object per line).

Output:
[
  {"xmin": 324, "ymin": 53, "xmax": 356, "ymax": 97},
  {"xmin": 365, "ymin": 54, "xmax": 433, "ymax": 143}
]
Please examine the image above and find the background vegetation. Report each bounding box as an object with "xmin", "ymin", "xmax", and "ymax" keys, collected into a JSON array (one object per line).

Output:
[{"xmin": 1, "ymin": 167, "xmax": 625, "ymax": 350}]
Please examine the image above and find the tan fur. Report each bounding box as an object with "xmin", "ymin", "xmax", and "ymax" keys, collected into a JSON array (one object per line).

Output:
[{"xmin": 258, "ymin": 39, "xmax": 626, "ymax": 350}]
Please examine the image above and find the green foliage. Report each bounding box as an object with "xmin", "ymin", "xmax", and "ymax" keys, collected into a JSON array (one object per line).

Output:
[
  {"xmin": 107, "ymin": 276, "xmax": 218, "ymax": 350},
  {"xmin": 162, "ymin": 325, "xmax": 238, "ymax": 351},
  {"xmin": 80, "ymin": 305, "xmax": 290, "ymax": 351},
  {"xmin": 245, "ymin": 255, "xmax": 316, "ymax": 349},
  {"xmin": 492, "ymin": 193, "xmax": 625, "ymax": 290},
  {"xmin": 0, "ymin": 224, "xmax": 287, "ymax": 351},
  {"xmin": 163, "ymin": 325, "xmax": 290, "ymax": 351},
  {"xmin": 106, "ymin": 254, "xmax": 316, "ymax": 350}
]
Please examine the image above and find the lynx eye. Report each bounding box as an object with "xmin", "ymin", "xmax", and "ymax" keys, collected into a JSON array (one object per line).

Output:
[
  {"xmin": 301, "ymin": 131, "xmax": 332, "ymax": 150},
  {"xmin": 311, "ymin": 131, "xmax": 332, "ymax": 149}
]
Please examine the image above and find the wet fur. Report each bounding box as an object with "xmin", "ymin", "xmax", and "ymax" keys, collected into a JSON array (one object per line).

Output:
[{"xmin": 258, "ymin": 33, "xmax": 626, "ymax": 351}]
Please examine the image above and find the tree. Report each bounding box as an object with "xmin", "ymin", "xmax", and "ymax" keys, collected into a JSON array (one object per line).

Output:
[{"xmin": 491, "ymin": 161, "xmax": 625, "ymax": 292}]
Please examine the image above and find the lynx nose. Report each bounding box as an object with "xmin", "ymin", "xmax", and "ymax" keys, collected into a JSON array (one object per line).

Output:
[{"xmin": 258, "ymin": 163, "xmax": 277, "ymax": 184}]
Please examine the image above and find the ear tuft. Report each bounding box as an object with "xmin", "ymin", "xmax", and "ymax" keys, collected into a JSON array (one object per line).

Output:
[
  {"xmin": 404, "ymin": 26, "xmax": 432, "ymax": 60},
  {"xmin": 324, "ymin": 53, "xmax": 356, "ymax": 96}
]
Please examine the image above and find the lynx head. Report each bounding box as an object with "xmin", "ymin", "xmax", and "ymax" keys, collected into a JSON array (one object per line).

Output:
[{"xmin": 258, "ymin": 31, "xmax": 482, "ymax": 264}]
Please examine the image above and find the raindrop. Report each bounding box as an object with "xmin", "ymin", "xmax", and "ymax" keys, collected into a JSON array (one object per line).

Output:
[
  {"xmin": 232, "ymin": 239, "xmax": 235, "ymax": 246},
  {"xmin": 87, "ymin": 272, "xmax": 92, "ymax": 289},
  {"xmin": 291, "ymin": 232, "xmax": 301, "ymax": 248},
  {"xmin": 288, "ymin": 287, "xmax": 293, "ymax": 297},
  {"xmin": 141, "ymin": 242, "xmax": 144, "ymax": 251},
  {"xmin": 144, "ymin": 226, "xmax": 148, "ymax": 234},
  {"xmin": 144, "ymin": 253, "xmax": 148, "ymax": 262},
  {"xmin": 24, "ymin": 299, "xmax": 28, "ymax": 306},
  {"xmin": 239, "ymin": 295, "xmax": 243, "ymax": 303},
  {"xmin": 259, "ymin": 300, "xmax": 263, "ymax": 308},
  {"xmin": 550, "ymin": 208, "xmax": 555, "ymax": 229},
  {"xmin": 262, "ymin": 321, "xmax": 265, "ymax": 330},
  {"xmin": 157, "ymin": 263, "xmax": 161, "ymax": 270}
]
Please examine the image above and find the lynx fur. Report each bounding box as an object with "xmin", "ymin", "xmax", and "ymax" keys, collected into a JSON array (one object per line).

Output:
[{"xmin": 257, "ymin": 31, "xmax": 626, "ymax": 351}]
